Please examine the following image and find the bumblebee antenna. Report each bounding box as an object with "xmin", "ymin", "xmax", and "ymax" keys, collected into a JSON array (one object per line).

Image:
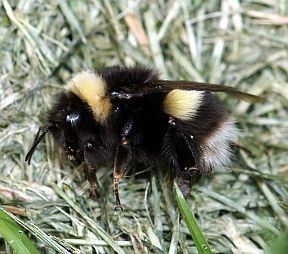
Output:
[{"xmin": 25, "ymin": 126, "xmax": 53, "ymax": 165}]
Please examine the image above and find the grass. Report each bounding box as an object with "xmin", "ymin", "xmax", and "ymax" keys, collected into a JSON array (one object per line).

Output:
[
  {"xmin": 175, "ymin": 183, "xmax": 212, "ymax": 254},
  {"xmin": 0, "ymin": 0, "xmax": 288, "ymax": 253},
  {"xmin": 0, "ymin": 208, "xmax": 40, "ymax": 254}
]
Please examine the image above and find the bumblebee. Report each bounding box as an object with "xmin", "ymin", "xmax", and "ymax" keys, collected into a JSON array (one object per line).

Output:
[{"xmin": 25, "ymin": 66, "xmax": 262, "ymax": 209}]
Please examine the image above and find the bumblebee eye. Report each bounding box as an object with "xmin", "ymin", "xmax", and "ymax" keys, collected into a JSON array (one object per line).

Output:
[{"xmin": 66, "ymin": 112, "xmax": 80, "ymax": 126}]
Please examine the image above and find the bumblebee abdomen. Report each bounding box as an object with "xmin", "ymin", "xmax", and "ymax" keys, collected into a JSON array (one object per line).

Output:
[
  {"xmin": 162, "ymin": 90, "xmax": 227, "ymax": 135},
  {"xmin": 162, "ymin": 90, "xmax": 237, "ymax": 172},
  {"xmin": 200, "ymin": 120, "xmax": 237, "ymax": 169}
]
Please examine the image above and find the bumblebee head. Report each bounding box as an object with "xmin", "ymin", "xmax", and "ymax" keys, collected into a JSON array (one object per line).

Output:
[
  {"xmin": 25, "ymin": 91, "xmax": 90, "ymax": 164},
  {"xmin": 47, "ymin": 90, "xmax": 97, "ymax": 160}
]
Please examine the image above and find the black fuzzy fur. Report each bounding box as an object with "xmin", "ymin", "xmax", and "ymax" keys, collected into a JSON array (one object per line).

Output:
[{"xmin": 34, "ymin": 66, "xmax": 228, "ymax": 197}]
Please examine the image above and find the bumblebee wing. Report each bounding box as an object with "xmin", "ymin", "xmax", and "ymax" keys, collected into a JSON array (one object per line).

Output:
[
  {"xmin": 110, "ymin": 80, "xmax": 263, "ymax": 103},
  {"xmin": 155, "ymin": 80, "xmax": 263, "ymax": 103}
]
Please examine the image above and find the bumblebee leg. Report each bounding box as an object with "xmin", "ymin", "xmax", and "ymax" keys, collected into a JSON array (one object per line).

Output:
[
  {"xmin": 175, "ymin": 167, "xmax": 200, "ymax": 197},
  {"xmin": 164, "ymin": 118, "xmax": 201, "ymax": 197},
  {"xmin": 84, "ymin": 142, "xmax": 99, "ymax": 199},
  {"xmin": 113, "ymin": 118, "xmax": 136, "ymax": 210},
  {"xmin": 85, "ymin": 166, "xmax": 98, "ymax": 199},
  {"xmin": 113, "ymin": 140, "xmax": 132, "ymax": 210}
]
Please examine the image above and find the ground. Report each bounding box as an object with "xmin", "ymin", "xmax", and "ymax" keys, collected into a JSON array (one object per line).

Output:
[{"xmin": 0, "ymin": 0, "xmax": 288, "ymax": 253}]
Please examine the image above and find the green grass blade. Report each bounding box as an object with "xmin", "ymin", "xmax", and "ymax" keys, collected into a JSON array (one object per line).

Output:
[
  {"xmin": 265, "ymin": 231, "xmax": 288, "ymax": 254},
  {"xmin": 174, "ymin": 183, "xmax": 213, "ymax": 254},
  {"xmin": 0, "ymin": 208, "xmax": 40, "ymax": 254},
  {"xmin": 9, "ymin": 213, "xmax": 76, "ymax": 254}
]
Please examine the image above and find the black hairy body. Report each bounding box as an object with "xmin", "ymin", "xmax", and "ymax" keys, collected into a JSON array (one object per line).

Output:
[{"xmin": 25, "ymin": 66, "xmax": 262, "ymax": 209}]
